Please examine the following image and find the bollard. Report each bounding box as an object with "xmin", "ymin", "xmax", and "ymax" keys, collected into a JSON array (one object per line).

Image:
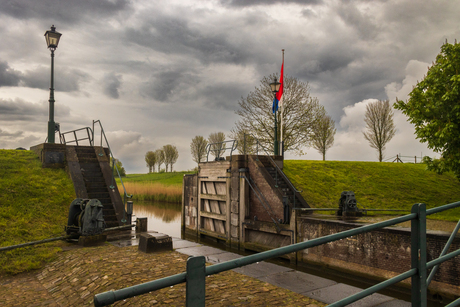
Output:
[{"xmin": 136, "ymin": 217, "xmax": 147, "ymax": 233}]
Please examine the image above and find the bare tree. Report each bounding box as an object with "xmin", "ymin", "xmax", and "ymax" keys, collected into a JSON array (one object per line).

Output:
[
  {"xmin": 311, "ymin": 112, "xmax": 336, "ymax": 161},
  {"xmin": 145, "ymin": 151, "xmax": 157, "ymax": 173},
  {"xmin": 228, "ymin": 129, "xmax": 257, "ymax": 154},
  {"xmin": 163, "ymin": 144, "xmax": 179, "ymax": 172},
  {"xmin": 190, "ymin": 135, "xmax": 208, "ymax": 165},
  {"xmin": 208, "ymin": 132, "xmax": 226, "ymax": 160},
  {"xmin": 155, "ymin": 149, "xmax": 165, "ymax": 172},
  {"xmin": 363, "ymin": 99, "xmax": 396, "ymax": 162},
  {"xmin": 232, "ymin": 74, "xmax": 324, "ymax": 155}
]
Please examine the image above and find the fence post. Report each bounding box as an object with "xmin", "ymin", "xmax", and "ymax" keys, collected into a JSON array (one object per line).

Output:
[
  {"xmin": 186, "ymin": 256, "xmax": 206, "ymax": 307},
  {"xmin": 411, "ymin": 203, "xmax": 427, "ymax": 306}
]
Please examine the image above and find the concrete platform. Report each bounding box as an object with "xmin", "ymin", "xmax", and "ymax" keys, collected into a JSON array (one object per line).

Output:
[{"xmin": 111, "ymin": 235, "xmax": 411, "ymax": 306}]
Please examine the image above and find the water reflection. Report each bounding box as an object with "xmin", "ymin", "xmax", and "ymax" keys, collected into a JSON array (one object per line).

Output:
[{"xmin": 131, "ymin": 200, "xmax": 181, "ymax": 238}]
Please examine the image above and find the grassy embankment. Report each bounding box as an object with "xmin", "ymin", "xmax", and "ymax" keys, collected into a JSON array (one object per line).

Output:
[
  {"xmin": 284, "ymin": 160, "xmax": 460, "ymax": 221},
  {"xmin": 0, "ymin": 149, "xmax": 76, "ymax": 275},
  {"xmin": 115, "ymin": 171, "xmax": 194, "ymax": 203}
]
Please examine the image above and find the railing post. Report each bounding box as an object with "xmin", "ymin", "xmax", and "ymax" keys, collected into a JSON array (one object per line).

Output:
[
  {"xmin": 411, "ymin": 203, "xmax": 427, "ymax": 306},
  {"xmin": 186, "ymin": 256, "xmax": 206, "ymax": 307}
]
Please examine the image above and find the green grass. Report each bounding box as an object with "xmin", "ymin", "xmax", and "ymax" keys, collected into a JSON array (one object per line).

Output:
[
  {"xmin": 0, "ymin": 149, "xmax": 76, "ymax": 275},
  {"xmin": 284, "ymin": 160, "xmax": 460, "ymax": 221},
  {"xmin": 116, "ymin": 171, "xmax": 194, "ymax": 186}
]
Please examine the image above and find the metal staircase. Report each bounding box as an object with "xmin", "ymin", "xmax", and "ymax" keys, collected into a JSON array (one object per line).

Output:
[{"xmin": 74, "ymin": 146, "xmax": 119, "ymax": 228}]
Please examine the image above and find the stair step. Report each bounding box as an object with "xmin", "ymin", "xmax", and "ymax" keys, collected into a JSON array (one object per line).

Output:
[
  {"xmin": 86, "ymin": 187, "xmax": 108, "ymax": 193},
  {"xmin": 88, "ymin": 192, "xmax": 111, "ymax": 199},
  {"xmin": 85, "ymin": 182, "xmax": 107, "ymax": 189}
]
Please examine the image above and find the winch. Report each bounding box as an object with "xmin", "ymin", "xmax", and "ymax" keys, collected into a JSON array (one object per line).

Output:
[{"xmin": 65, "ymin": 198, "xmax": 106, "ymax": 236}]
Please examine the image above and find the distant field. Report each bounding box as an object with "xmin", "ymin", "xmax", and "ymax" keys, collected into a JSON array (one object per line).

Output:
[
  {"xmin": 284, "ymin": 160, "xmax": 460, "ymax": 221},
  {"xmin": 115, "ymin": 171, "xmax": 194, "ymax": 203}
]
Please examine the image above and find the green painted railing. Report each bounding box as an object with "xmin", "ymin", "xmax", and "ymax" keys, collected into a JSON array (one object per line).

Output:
[{"xmin": 94, "ymin": 201, "xmax": 460, "ymax": 306}]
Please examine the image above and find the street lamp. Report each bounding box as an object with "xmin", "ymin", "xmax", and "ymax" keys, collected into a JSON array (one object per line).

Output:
[
  {"xmin": 44, "ymin": 25, "xmax": 62, "ymax": 143},
  {"xmin": 270, "ymin": 77, "xmax": 281, "ymax": 156}
]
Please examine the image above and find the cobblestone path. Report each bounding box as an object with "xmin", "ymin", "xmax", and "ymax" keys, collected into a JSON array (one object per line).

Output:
[{"xmin": 0, "ymin": 244, "xmax": 325, "ymax": 306}]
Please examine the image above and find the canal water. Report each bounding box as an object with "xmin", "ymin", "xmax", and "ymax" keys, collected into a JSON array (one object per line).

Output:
[
  {"xmin": 130, "ymin": 200, "xmax": 446, "ymax": 306},
  {"xmin": 131, "ymin": 200, "xmax": 181, "ymax": 238}
]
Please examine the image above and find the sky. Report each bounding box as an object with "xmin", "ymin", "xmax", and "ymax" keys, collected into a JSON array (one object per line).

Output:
[{"xmin": 0, "ymin": 0, "xmax": 459, "ymax": 173}]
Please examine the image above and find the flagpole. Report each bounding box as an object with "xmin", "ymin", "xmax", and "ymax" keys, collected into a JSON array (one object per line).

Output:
[{"xmin": 280, "ymin": 49, "xmax": 284, "ymax": 157}]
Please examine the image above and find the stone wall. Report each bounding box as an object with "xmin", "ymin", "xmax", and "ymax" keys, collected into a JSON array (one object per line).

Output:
[{"xmin": 297, "ymin": 215, "xmax": 460, "ymax": 288}]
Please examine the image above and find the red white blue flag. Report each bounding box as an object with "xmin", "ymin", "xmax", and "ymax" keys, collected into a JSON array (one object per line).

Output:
[{"xmin": 272, "ymin": 60, "xmax": 284, "ymax": 113}]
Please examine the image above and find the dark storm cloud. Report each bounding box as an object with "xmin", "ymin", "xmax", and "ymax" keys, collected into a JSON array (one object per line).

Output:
[
  {"xmin": 0, "ymin": 61, "xmax": 21, "ymax": 86},
  {"xmin": 140, "ymin": 70, "xmax": 186, "ymax": 102},
  {"xmin": 0, "ymin": 98, "xmax": 70, "ymax": 120},
  {"xmin": 124, "ymin": 15, "xmax": 251, "ymax": 65},
  {"xmin": 220, "ymin": 0, "xmax": 322, "ymax": 7},
  {"xmin": 102, "ymin": 72, "xmax": 122, "ymax": 99},
  {"xmin": 0, "ymin": 129, "xmax": 23, "ymax": 138},
  {"xmin": 0, "ymin": 98, "xmax": 47, "ymax": 120},
  {"xmin": 21, "ymin": 66, "xmax": 89, "ymax": 92},
  {"xmin": 0, "ymin": 0, "xmax": 131, "ymax": 24}
]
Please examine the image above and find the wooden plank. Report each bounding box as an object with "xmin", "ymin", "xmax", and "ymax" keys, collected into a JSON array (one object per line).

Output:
[
  {"xmin": 201, "ymin": 181, "xmax": 208, "ymax": 194},
  {"xmin": 203, "ymin": 199, "xmax": 211, "ymax": 213},
  {"xmin": 218, "ymin": 201, "xmax": 226, "ymax": 214},
  {"xmin": 200, "ymin": 194, "xmax": 226, "ymax": 201},
  {"xmin": 215, "ymin": 182, "xmax": 227, "ymax": 195},
  {"xmin": 200, "ymin": 211, "xmax": 226, "ymax": 221},
  {"xmin": 205, "ymin": 181, "xmax": 217, "ymax": 195},
  {"xmin": 215, "ymin": 220, "xmax": 225, "ymax": 234},
  {"xmin": 209, "ymin": 200, "xmax": 220, "ymax": 214},
  {"xmin": 202, "ymin": 217, "xmax": 215, "ymax": 232}
]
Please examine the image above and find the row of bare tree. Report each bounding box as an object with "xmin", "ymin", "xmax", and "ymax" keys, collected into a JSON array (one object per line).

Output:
[
  {"xmin": 145, "ymin": 144, "xmax": 179, "ymax": 173},
  {"xmin": 190, "ymin": 132, "xmax": 227, "ymax": 165}
]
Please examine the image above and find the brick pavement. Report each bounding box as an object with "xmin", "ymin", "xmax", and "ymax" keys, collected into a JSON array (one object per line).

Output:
[{"xmin": 0, "ymin": 244, "xmax": 325, "ymax": 306}]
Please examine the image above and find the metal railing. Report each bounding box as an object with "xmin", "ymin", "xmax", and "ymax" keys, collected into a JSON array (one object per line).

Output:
[
  {"xmin": 91, "ymin": 120, "xmax": 132, "ymax": 217},
  {"xmin": 59, "ymin": 120, "xmax": 132, "ymax": 220},
  {"xmin": 384, "ymin": 154, "xmax": 425, "ymax": 163},
  {"xmin": 205, "ymin": 139, "xmax": 238, "ymax": 162},
  {"xmin": 94, "ymin": 201, "xmax": 460, "ymax": 306},
  {"xmin": 60, "ymin": 127, "xmax": 93, "ymax": 146},
  {"xmin": 244, "ymin": 133, "xmax": 303, "ymax": 208}
]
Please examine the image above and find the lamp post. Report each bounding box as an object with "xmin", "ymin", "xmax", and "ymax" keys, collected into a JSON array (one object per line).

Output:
[
  {"xmin": 44, "ymin": 25, "xmax": 62, "ymax": 143},
  {"xmin": 270, "ymin": 77, "xmax": 281, "ymax": 156}
]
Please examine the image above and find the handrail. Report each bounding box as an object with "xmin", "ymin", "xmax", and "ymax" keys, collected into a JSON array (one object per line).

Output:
[
  {"xmin": 205, "ymin": 139, "xmax": 238, "ymax": 162},
  {"xmin": 92, "ymin": 120, "xmax": 132, "ymax": 218},
  {"xmin": 94, "ymin": 200, "xmax": 460, "ymax": 306},
  {"xmin": 60, "ymin": 127, "xmax": 93, "ymax": 146},
  {"xmin": 245, "ymin": 133, "xmax": 303, "ymax": 208}
]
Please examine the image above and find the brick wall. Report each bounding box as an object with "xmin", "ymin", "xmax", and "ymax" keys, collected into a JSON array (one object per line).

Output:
[
  {"xmin": 247, "ymin": 156, "xmax": 284, "ymax": 223},
  {"xmin": 298, "ymin": 216, "xmax": 460, "ymax": 286}
]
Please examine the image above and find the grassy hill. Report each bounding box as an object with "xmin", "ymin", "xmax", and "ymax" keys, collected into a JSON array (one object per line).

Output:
[
  {"xmin": 0, "ymin": 149, "xmax": 76, "ymax": 275},
  {"xmin": 284, "ymin": 160, "xmax": 460, "ymax": 221}
]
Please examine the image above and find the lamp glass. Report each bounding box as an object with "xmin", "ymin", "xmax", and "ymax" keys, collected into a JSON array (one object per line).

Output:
[
  {"xmin": 44, "ymin": 28, "xmax": 62, "ymax": 49},
  {"xmin": 270, "ymin": 78, "xmax": 281, "ymax": 93}
]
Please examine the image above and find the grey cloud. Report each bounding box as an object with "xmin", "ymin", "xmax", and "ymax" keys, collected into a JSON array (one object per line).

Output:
[
  {"xmin": 220, "ymin": 0, "xmax": 322, "ymax": 7},
  {"xmin": 140, "ymin": 70, "xmax": 187, "ymax": 102},
  {"xmin": 0, "ymin": 98, "xmax": 71, "ymax": 121},
  {"xmin": 0, "ymin": 129, "xmax": 23, "ymax": 138},
  {"xmin": 0, "ymin": 61, "xmax": 21, "ymax": 86},
  {"xmin": 124, "ymin": 16, "xmax": 251, "ymax": 65},
  {"xmin": 103, "ymin": 72, "xmax": 122, "ymax": 99},
  {"xmin": 336, "ymin": 3, "xmax": 379, "ymax": 40},
  {"xmin": 0, "ymin": 0, "xmax": 131, "ymax": 24},
  {"xmin": 0, "ymin": 98, "xmax": 48, "ymax": 120},
  {"xmin": 21, "ymin": 66, "xmax": 89, "ymax": 92}
]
